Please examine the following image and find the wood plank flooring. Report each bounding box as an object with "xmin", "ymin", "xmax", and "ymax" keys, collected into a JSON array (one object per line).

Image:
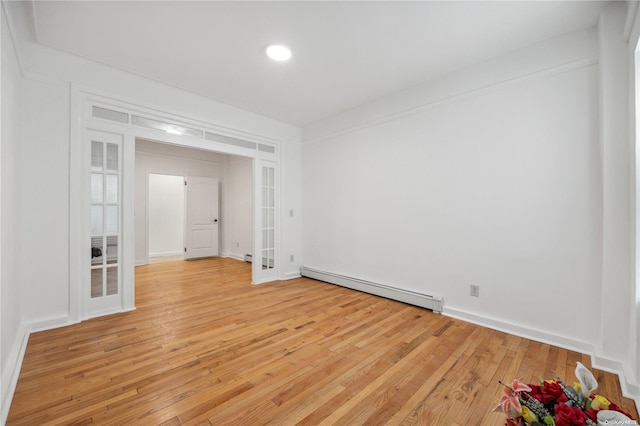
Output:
[{"xmin": 7, "ymin": 257, "xmax": 639, "ymax": 425}]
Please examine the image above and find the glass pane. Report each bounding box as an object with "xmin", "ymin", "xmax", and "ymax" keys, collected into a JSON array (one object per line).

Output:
[
  {"xmin": 268, "ymin": 229, "xmax": 275, "ymax": 249},
  {"xmin": 132, "ymin": 115, "xmax": 203, "ymax": 139},
  {"xmin": 268, "ymin": 208, "xmax": 274, "ymax": 228},
  {"xmin": 261, "ymin": 249, "xmax": 274, "ymax": 270},
  {"xmin": 91, "ymin": 268, "xmax": 103, "ymax": 298},
  {"xmin": 205, "ymin": 131, "xmax": 256, "ymax": 149},
  {"xmin": 262, "ymin": 166, "xmax": 268, "ymax": 183},
  {"xmin": 262, "ymin": 187, "xmax": 269, "ymax": 208},
  {"xmin": 91, "ymin": 141, "xmax": 103, "ymax": 170},
  {"xmin": 105, "ymin": 205, "xmax": 118, "ymax": 235},
  {"xmin": 106, "ymin": 236, "xmax": 118, "ymax": 264},
  {"xmin": 268, "ymin": 168, "xmax": 275, "ymax": 187},
  {"xmin": 106, "ymin": 143, "xmax": 118, "ymax": 171},
  {"xmin": 267, "ymin": 188, "xmax": 274, "ymax": 207},
  {"xmin": 91, "ymin": 236, "xmax": 103, "ymax": 265},
  {"xmin": 91, "ymin": 174, "xmax": 103, "ymax": 203},
  {"xmin": 106, "ymin": 267, "xmax": 118, "ymax": 295},
  {"xmin": 106, "ymin": 175, "xmax": 118, "ymax": 203},
  {"xmin": 262, "ymin": 229, "xmax": 268, "ymax": 250},
  {"xmin": 92, "ymin": 106, "xmax": 128, "ymax": 124},
  {"xmin": 91, "ymin": 205, "xmax": 103, "ymax": 235},
  {"xmin": 258, "ymin": 144, "xmax": 275, "ymax": 153}
]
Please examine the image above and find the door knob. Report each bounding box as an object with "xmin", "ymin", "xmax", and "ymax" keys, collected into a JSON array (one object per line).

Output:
[{"xmin": 213, "ymin": 219, "xmax": 218, "ymax": 223}]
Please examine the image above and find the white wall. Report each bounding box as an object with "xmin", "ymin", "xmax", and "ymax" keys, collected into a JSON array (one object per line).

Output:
[
  {"xmin": 222, "ymin": 155, "xmax": 253, "ymax": 260},
  {"xmin": 20, "ymin": 79, "xmax": 70, "ymax": 323},
  {"xmin": 303, "ymin": 30, "xmax": 601, "ymax": 349},
  {"xmin": 148, "ymin": 174, "xmax": 184, "ymax": 258},
  {"xmin": 1, "ymin": 4, "xmax": 23, "ymax": 416},
  {"xmin": 596, "ymin": 2, "xmax": 635, "ymax": 388}
]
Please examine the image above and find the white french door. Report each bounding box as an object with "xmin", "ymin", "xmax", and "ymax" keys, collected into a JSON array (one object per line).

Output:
[
  {"xmin": 85, "ymin": 129, "xmax": 127, "ymax": 316},
  {"xmin": 185, "ymin": 176, "xmax": 220, "ymax": 259},
  {"xmin": 253, "ymin": 161, "xmax": 278, "ymax": 283}
]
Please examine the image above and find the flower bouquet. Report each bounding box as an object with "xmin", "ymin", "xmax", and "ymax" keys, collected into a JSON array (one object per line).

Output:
[{"xmin": 497, "ymin": 362, "xmax": 637, "ymax": 425}]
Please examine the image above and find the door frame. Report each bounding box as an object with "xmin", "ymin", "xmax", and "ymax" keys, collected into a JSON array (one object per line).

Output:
[{"xmin": 70, "ymin": 86, "xmax": 281, "ymax": 322}]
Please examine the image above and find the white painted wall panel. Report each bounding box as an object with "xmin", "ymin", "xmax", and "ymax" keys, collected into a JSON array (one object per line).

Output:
[
  {"xmin": 222, "ymin": 155, "xmax": 253, "ymax": 260},
  {"xmin": 1, "ymin": 3, "xmax": 23, "ymax": 399},
  {"xmin": 20, "ymin": 79, "xmax": 70, "ymax": 322},
  {"xmin": 148, "ymin": 174, "xmax": 184, "ymax": 258},
  {"xmin": 302, "ymin": 36, "xmax": 600, "ymax": 347}
]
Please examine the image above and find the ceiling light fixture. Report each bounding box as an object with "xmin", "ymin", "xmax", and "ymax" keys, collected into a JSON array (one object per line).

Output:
[{"xmin": 266, "ymin": 44, "xmax": 292, "ymax": 61}]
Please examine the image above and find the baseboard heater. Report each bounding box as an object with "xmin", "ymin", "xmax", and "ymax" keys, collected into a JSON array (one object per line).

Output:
[{"xmin": 300, "ymin": 267, "xmax": 443, "ymax": 314}]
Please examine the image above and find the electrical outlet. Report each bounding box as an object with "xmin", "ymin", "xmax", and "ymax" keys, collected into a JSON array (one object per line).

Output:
[
  {"xmin": 470, "ymin": 284, "xmax": 480, "ymax": 297},
  {"xmin": 236, "ymin": 242, "xmax": 240, "ymax": 248},
  {"xmin": 290, "ymin": 254, "xmax": 294, "ymax": 262}
]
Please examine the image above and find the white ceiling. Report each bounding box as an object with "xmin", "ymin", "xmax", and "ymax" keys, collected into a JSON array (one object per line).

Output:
[{"xmin": 26, "ymin": 1, "xmax": 608, "ymax": 127}]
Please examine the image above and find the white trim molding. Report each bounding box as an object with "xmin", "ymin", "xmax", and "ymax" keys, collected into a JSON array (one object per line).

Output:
[{"xmin": 1, "ymin": 315, "xmax": 77, "ymax": 425}]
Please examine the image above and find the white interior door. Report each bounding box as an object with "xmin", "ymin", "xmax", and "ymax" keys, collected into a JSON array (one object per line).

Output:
[{"xmin": 185, "ymin": 176, "xmax": 219, "ymax": 259}]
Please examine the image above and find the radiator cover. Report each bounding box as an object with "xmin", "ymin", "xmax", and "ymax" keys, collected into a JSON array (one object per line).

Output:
[{"xmin": 300, "ymin": 267, "xmax": 443, "ymax": 314}]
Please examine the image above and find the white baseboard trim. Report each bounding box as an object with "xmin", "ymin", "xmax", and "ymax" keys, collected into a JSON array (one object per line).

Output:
[
  {"xmin": 591, "ymin": 354, "xmax": 640, "ymax": 409},
  {"xmin": 283, "ymin": 271, "xmax": 301, "ymax": 280},
  {"xmin": 1, "ymin": 315, "xmax": 76, "ymax": 425},
  {"xmin": 1, "ymin": 323, "xmax": 28, "ymax": 425},
  {"xmin": 444, "ymin": 306, "xmax": 640, "ymax": 410},
  {"xmin": 443, "ymin": 306, "xmax": 593, "ymax": 353},
  {"xmin": 81, "ymin": 306, "xmax": 136, "ymax": 322},
  {"xmin": 300, "ymin": 266, "xmax": 443, "ymax": 313},
  {"xmin": 221, "ymin": 252, "xmax": 246, "ymax": 262},
  {"xmin": 149, "ymin": 251, "xmax": 184, "ymax": 258}
]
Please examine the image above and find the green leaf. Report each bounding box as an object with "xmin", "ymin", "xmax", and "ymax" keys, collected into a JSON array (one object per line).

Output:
[{"xmin": 543, "ymin": 415, "xmax": 555, "ymax": 425}]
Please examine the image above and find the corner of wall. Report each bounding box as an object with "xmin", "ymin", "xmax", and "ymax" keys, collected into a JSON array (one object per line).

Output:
[
  {"xmin": 445, "ymin": 305, "xmax": 640, "ymax": 411},
  {"xmin": 1, "ymin": 322, "xmax": 27, "ymax": 425},
  {"xmin": 1, "ymin": 314, "xmax": 76, "ymax": 424}
]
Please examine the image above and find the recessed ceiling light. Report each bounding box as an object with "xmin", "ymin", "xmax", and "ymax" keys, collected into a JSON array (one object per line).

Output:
[{"xmin": 266, "ymin": 44, "xmax": 292, "ymax": 61}]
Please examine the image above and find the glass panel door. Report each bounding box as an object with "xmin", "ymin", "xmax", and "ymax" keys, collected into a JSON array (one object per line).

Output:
[
  {"xmin": 261, "ymin": 165, "xmax": 275, "ymax": 270},
  {"xmin": 87, "ymin": 131, "xmax": 122, "ymax": 314}
]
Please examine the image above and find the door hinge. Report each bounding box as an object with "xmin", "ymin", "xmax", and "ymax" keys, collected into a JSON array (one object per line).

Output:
[
  {"xmin": 184, "ymin": 247, "xmax": 187, "ymax": 252},
  {"xmin": 184, "ymin": 181, "xmax": 187, "ymax": 186}
]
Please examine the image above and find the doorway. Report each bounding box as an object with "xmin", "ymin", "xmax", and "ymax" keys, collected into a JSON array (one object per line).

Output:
[
  {"xmin": 135, "ymin": 139, "xmax": 252, "ymax": 267},
  {"xmin": 73, "ymin": 93, "xmax": 279, "ymax": 321},
  {"xmin": 148, "ymin": 174, "xmax": 184, "ymax": 262}
]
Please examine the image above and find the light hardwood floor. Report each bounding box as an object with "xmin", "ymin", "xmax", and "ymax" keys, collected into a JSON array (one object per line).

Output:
[{"xmin": 7, "ymin": 258, "xmax": 639, "ymax": 425}]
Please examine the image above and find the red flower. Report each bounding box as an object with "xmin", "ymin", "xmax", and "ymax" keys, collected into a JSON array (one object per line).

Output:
[
  {"xmin": 584, "ymin": 409, "xmax": 598, "ymax": 422},
  {"xmin": 554, "ymin": 403, "xmax": 587, "ymax": 426},
  {"xmin": 541, "ymin": 381, "xmax": 567, "ymax": 404},
  {"xmin": 528, "ymin": 384, "xmax": 543, "ymax": 402}
]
